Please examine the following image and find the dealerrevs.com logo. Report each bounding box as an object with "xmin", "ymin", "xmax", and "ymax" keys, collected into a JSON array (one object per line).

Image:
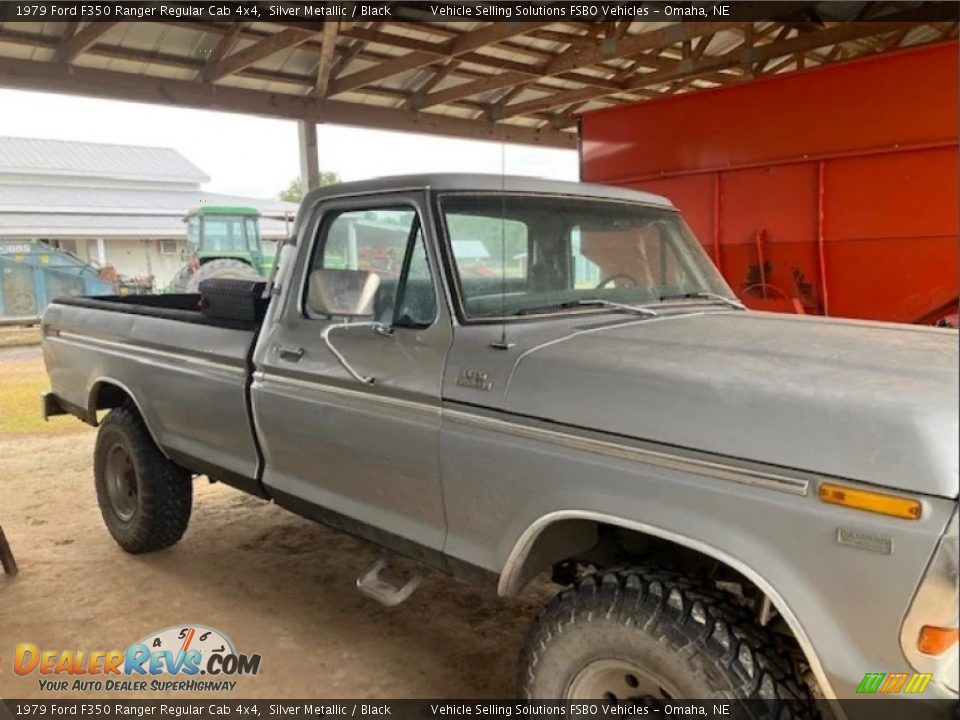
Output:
[{"xmin": 14, "ymin": 625, "xmax": 261, "ymax": 693}]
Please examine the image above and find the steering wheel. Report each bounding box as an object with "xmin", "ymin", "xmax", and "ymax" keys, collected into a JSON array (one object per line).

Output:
[{"xmin": 595, "ymin": 273, "xmax": 639, "ymax": 289}]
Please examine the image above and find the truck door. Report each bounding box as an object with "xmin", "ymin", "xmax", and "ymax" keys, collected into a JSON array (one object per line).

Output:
[{"xmin": 251, "ymin": 192, "xmax": 452, "ymax": 566}]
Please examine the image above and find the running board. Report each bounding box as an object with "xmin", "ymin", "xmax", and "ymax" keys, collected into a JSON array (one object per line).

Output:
[{"xmin": 356, "ymin": 557, "xmax": 422, "ymax": 607}]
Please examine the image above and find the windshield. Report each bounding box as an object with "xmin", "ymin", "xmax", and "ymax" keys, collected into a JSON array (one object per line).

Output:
[
  {"xmin": 440, "ymin": 194, "xmax": 734, "ymax": 318},
  {"xmin": 200, "ymin": 216, "xmax": 252, "ymax": 254}
]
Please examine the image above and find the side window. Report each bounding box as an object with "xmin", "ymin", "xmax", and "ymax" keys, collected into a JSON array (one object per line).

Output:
[
  {"xmin": 394, "ymin": 228, "xmax": 437, "ymax": 328},
  {"xmin": 308, "ymin": 207, "xmax": 436, "ymax": 327}
]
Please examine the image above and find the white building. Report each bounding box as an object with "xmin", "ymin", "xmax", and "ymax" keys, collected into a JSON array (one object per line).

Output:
[{"xmin": 0, "ymin": 136, "xmax": 297, "ymax": 289}]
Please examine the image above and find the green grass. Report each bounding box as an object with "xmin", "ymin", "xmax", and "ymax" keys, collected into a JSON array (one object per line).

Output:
[{"xmin": 0, "ymin": 355, "xmax": 87, "ymax": 436}]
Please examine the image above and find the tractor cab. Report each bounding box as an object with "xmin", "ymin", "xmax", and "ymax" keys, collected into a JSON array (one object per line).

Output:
[
  {"xmin": 185, "ymin": 206, "xmax": 268, "ymax": 272},
  {"xmin": 169, "ymin": 206, "xmax": 271, "ymax": 292}
]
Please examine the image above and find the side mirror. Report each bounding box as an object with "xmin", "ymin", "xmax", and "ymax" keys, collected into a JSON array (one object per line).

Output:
[{"xmin": 307, "ymin": 268, "xmax": 380, "ymax": 317}]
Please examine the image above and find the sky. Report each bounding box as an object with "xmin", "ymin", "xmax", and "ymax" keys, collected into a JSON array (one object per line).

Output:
[{"xmin": 0, "ymin": 89, "xmax": 579, "ymax": 199}]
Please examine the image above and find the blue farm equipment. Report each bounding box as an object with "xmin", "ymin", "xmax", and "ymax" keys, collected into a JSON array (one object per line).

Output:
[{"xmin": 0, "ymin": 240, "xmax": 115, "ymax": 323}]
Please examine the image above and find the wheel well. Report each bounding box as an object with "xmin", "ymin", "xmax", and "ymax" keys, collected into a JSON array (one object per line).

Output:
[
  {"xmin": 503, "ymin": 518, "xmax": 822, "ymax": 695},
  {"xmin": 88, "ymin": 380, "xmax": 135, "ymax": 425}
]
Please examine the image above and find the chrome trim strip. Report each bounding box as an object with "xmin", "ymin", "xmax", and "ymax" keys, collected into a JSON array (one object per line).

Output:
[
  {"xmin": 252, "ymin": 370, "xmax": 441, "ymax": 417},
  {"xmin": 255, "ymin": 370, "xmax": 808, "ymax": 496},
  {"xmin": 56, "ymin": 331, "xmax": 246, "ymax": 376},
  {"xmin": 444, "ymin": 408, "xmax": 810, "ymax": 497},
  {"xmin": 497, "ymin": 509, "xmax": 836, "ymax": 700}
]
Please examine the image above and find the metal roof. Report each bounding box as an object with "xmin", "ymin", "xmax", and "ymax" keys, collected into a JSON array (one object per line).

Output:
[
  {"xmin": 0, "ymin": 183, "xmax": 296, "ymax": 214},
  {"xmin": 0, "ymin": 6, "xmax": 954, "ymax": 148},
  {"xmin": 0, "ymin": 185, "xmax": 297, "ymax": 238},
  {"xmin": 0, "ymin": 212, "xmax": 293, "ymax": 239},
  {"xmin": 0, "ymin": 136, "xmax": 210, "ymax": 184}
]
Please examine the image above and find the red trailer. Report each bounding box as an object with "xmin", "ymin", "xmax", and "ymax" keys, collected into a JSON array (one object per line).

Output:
[{"xmin": 579, "ymin": 42, "xmax": 958, "ymax": 325}]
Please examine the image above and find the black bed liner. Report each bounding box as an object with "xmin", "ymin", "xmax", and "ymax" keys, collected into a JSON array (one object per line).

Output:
[{"xmin": 53, "ymin": 281, "xmax": 269, "ymax": 332}]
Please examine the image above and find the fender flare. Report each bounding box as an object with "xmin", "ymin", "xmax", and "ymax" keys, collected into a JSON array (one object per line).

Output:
[
  {"xmin": 497, "ymin": 509, "xmax": 836, "ymax": 700},
  {"xmin": 87, "ymin": 376, "xmax": 170, "ymax": 460}
]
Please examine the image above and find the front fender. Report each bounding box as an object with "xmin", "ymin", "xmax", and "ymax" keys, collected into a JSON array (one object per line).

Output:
[{"xmin": 439, "ymin": 408, "xmax": 954, "ymax": 700}]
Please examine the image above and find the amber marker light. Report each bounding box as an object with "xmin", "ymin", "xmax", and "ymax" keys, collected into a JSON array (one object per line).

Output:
[
  {"xmin": 818, "ymin": 483, "xmax": 922, "ymax": 520},
  {"xmin": 917, "ymin": 626, "xmax": 959, "ymax": 656}
]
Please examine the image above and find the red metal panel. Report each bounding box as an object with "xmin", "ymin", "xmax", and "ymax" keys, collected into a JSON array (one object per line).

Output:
[
  {"xmin": 821, "ymin": 148, "xmax": 959, "ymax": 322},
  {"xmin": 581, "ymin": 42, "xmax": 958, "ymax": 183},
  {"xmin": 823, "ymin": 147, "xmax": 959, "ymax": 241},
  {"xmin": 717, "ymin": 164, "xmax": 823, "ymax": 313},
  {"xmin": 823, "ymin": 236, "xmax": 957, "ymax": 323},
  {"xmin": 579, "ymin": 42, "xmax": 959, "ymax": 325}
]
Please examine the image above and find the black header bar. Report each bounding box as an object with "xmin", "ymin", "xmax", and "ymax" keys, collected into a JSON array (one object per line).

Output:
[{"xmin": 0, "ymin": 1, "xmax": 957, "ymax": 23}]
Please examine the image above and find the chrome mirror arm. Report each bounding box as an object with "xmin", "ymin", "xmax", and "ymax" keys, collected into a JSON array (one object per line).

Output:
[{"xmin": 320, "ymin": 321, "xmax": 390, "ymax": 386}]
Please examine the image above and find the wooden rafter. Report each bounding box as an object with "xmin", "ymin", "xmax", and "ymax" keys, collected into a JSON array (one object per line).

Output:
[
  {"xmin": 416, "ymin": 21, "xmax": 748, "ymax": 111},
  {"xmin": 310, "ymin": 21, "xmax": 339, "ymax": 98},
  {"xmin": 0, "ymin": 9, "xmax": 953, "ymax": 149},
  {"xmin": 57, "ymin": 21, "xmax": 79, "ymax": 61},
  {"xmin": 201, "ymin": 21, "xmax": 247, "ymax": 79},
  {"xmin": 205, "ymin": 27, "xmax": 318, "ymax": 83},
  {"xmin": 499, "ymin": 14, "xmax": 947, "ymax": 118},
  {"xmin": 57, "ymin": 21, "xmax": 119, "ymax": 63},
  {"xmin": 401, "ymin": 60, "xmax": 458, "ymax": 110},
  {"xmin": 0, "ymin": 55, "xmax": 575, "ymax": 148},
  {"xmin": 0, "ymin": 25, "xmax": 631, "ymax": 111},
  {"xmin": 328, "ymin": 21, "xmax": 556, "ymax": 96},
  {"xmin": 329, "ymin": 21, "xmax": 381, "ymax": 79}
]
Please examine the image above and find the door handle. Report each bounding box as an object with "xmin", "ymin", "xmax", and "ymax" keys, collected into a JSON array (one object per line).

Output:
[{"xmin": 277, "ymin": 345, "xmax": 305, "ymax": 361}]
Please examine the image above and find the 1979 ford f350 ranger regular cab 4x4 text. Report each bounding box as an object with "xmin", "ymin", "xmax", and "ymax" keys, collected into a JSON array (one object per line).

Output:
[{"xmin": 41, "ymin": 175, "xmax": 958, "ymax": 713}]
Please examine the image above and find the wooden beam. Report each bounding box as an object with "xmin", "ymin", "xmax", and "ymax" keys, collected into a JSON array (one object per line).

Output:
[
  {"xmin": 201, "ymin": 21, "xmax": 247, "ymax": 79},
  {"xmin": 0, "ymin": 26, "xmax": 633, "ymax": 111},
  {"xmin": 205, "ymin": 27, "xmax": 318, "ymax": 83},
  {"xmin": 417, "ymin": 21, "xmax": 751, "ymax": 110},
  {"xmin": 328, "ymin": 21, "xmax": 555, "ymax": 96},
  {"xmin": 58, "ymin": 21, "xmax": 119, "ymax": 63},
  {"xmin": 57, "ymin": 21, "xmax": 79, "ymax": 61},
  {"xmin": 298, "ymin": 120, "xmax": 320, "ymax": 191},
  {"xmin": 499, "ymin": 15, "xmax": 941, "ymax": 118},
  {"xmin": 329, "ymin": 22, "xmax": 383, "ymax": 79},
  {"xmin": 310, "ymin": 21, "xmax": 339, "ymax": 98},
  {"xmin": 0, "ymin": 56, "xmax": 575, "ymax": 149},
  {"xmin": 401, "ymin": 60, "xmax": 458, "ymax": 110}
]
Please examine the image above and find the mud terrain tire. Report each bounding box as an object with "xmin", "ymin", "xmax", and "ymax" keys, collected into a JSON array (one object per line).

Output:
[
  {"xmin": 520, "ymin": 568, "xmax": 816, "ymax": 717},
  {"xmin": 94, "ymin": 405, "xmax": 192, "ymax": 553}
]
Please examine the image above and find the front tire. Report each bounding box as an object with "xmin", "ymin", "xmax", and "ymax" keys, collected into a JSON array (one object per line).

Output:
[
  {"xmin": 94, "ymin": 405, "xmax": 192, "ymax": 553},
  {"xmin": 519, "ymin": 569, "xmax": 815, "ymax": 717}
]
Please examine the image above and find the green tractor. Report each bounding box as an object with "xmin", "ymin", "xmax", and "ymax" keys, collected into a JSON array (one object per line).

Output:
[{"xmin": 169, "ymin": 206, "xmax": 274, "ymax": 292}]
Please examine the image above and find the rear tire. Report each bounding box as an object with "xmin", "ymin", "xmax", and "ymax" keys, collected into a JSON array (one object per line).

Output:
[
  {"xmin": 519, "ymin": 568, "xmax": 816, "ymax": 717},
  {"xmin": 94, "ymin": 405, "xmax": 192, "ymax": 553},
  {"xmin": 185, "ymin": 259, "xmax": 261, "ymax": 292}
]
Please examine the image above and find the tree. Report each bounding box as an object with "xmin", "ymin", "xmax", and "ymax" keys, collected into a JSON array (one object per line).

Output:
[{"xmin": 278, "ymin": 171, "xmax": 340, "ymax": 202}]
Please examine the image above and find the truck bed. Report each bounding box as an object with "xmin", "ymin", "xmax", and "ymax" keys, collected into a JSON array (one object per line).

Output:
[{"xmin": 42, "ymin": 292, "xmax": 264, "ymax": 492}]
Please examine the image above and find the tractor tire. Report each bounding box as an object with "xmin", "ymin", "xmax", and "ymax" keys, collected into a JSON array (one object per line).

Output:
[
  {"xmin": 519, "ymin": 568, "xmax": 816, "ymax": 717},
  {"xmin": 185, "ymin": 258, "xmax": 261, "ymax": 292},
  {"xmin": 167, "ymin": 265, "xmax": 194, "ymax": 293},
  {"xmin": 93, "ymin": 404, "xmax": 192, "ymax": 554}
]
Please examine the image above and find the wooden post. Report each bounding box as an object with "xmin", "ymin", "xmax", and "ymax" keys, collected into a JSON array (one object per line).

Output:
[
  {"xmin": 298, "ymin": 120, "xmax": 320, "ymax": 192},
  {"xmin": 0, "ymin": 524, "xmax": 18, "ymax": 576}
]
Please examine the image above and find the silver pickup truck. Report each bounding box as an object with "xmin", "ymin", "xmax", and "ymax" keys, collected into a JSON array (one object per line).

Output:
[{"xmin": 41, "ymin": 175, "xmax": 958, "ymax": 711}]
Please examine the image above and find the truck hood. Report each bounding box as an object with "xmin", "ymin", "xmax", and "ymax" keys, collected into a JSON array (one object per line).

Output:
[{"xmin": 504, "ymin": 311, "xmax": 959, "ymax": 498}]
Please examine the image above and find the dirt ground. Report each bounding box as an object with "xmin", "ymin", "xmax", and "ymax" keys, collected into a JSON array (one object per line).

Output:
[{"xmin": 0, "ymin": 346, "xmax": 550, "ymax": 699}]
